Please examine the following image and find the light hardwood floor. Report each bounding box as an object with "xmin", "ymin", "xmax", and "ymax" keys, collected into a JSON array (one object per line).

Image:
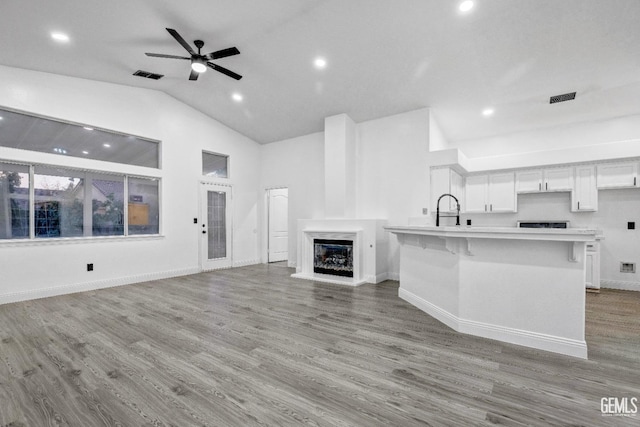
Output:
[{"xmin": 1, "ymin": 263, "xmax": 639, "ymax": 426}]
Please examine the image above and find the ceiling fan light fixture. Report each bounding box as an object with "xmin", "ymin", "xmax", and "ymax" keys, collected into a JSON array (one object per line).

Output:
[{"xmin": 191, "ymin": 58, "xmax": 207, "ymax": 73}]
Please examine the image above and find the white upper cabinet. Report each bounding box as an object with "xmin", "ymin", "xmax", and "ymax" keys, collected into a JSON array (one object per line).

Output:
[
  {"xmin": 465, "ymin": 172, "xmax": 515, "ymax": 213},
  {"xmin": 597, "ymin": 161, "xmax": 638, "ymax": 189},
  {"xmin": 516, "ymin": 167, "xmax": 573, "ymax": 193},
  {"xmin": 431, "ymin": 167, "xmax": 463, "ymax": 213},
  {"xmin": 572, "ymin": 165, "xmax": 598, "ymax": 212},
  {"xmin": 515, "ymin": 170, "xmax": 542, "ymax": 192},
  {"xmin": 465, "ymin": 175, "xmax": 489, "ymax": 213}
]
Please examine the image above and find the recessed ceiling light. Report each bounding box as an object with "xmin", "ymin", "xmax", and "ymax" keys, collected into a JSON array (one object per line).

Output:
[
  {"xmin": 51, "ymin": 32, "xmax": 70, "ymax": 43},
  {"xmin": 82, "ymin": 151, "xmax": 89, "ymax": 155},
  {"xmin": 314, "ymin": 57, "xmax": 327, "ymax": 69},
  {"xmin": 83, "ymin": 126, "xmax": 93, "ymax": 131},
  {"xmin": 482, "ymin": 108, "xmax": 495, "ymax": 117},
  {"xmin": 232, "ymin": 93, "xmax": 243, "ymax": 102},
  {"xmin": 459, "ymin": 1, "xmax": 474, "ymax": 12},
  {"xmin": 103, "ymin": 143, "xmax": 111, "ymax": 148}
]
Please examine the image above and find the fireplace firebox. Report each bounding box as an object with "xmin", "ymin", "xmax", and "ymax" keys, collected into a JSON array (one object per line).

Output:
[{"xmin": 313, "ymin": 239, "xmax": 354, "ymax": 277}]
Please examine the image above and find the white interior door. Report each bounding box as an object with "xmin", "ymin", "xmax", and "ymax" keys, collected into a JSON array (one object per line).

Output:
[
  {"xmin": 268, "ymin": 188, "xmax": 288, "ymax": 262},
  {"xmin": 200, "ymin": 183, "xmax": 232, "ymax": 270}
]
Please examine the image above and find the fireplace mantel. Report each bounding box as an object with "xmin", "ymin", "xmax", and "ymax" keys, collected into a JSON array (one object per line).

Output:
[{"xmin": 292, "ymin": 219, "xmax": 388, "ymax": 286}]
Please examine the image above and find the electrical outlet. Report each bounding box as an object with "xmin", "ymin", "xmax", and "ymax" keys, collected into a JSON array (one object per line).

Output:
[
  {"xmin": 628, "ymin": 221, "xmax": 635, "ymax": 230},
  {"xmin": 422, "ymin": 208, "xmax": 429, "ymax": 215},
  {"xmin": 87, "ymin": 263, "xmax": 94, "ymax": 272},
  {"xmin": 620, "ymin": 262, "xmax": 636, "ymax": 273}
]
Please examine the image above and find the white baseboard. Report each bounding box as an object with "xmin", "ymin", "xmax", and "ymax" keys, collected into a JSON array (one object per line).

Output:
[
  {"xmin": 364, "ymin": 272, "xmax": 391, "ymax": 284},
  {"xmin": 0, "ymin": 267, "xmax": 201, "ymax": 306},
  {"xmin": 387, "ymin": 272, "xmax": 400, "ymax": 281},
  {"xmin": 398, "ymin": 288, "xmax": 588, "ymax": 359},
  {"xmin": 399, "ymin": 288, "xmax": 459, "ymax": 330},
  {"xmin": 287, "ymin": 261, "xmax": 296, "ymax": 268},
  {"xmin": 600, "ymin": 280, "xmax": 640, "ymax": 292},
  {"xmin": 232, "ymin": 258, "xmax": 260, "ymax": 268}
]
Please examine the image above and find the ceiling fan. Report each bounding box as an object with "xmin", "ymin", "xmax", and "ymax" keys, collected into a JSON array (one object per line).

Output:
[{"xmin": 146, "ymin": 28, "xmax": 242, "ymax": 81}]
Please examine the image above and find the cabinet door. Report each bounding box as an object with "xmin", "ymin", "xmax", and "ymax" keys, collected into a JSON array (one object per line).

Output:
[
  {"xmin": 544, "ymin": 167, "xmax": 573, "ymax": 191},
  {"xmin": 573, "ymin": 165, "xmax": 597, "ymax": 211},
  {"xmin": 488, "ymin": 172, "xmax": 516, "ymax": 212},
  {"xmin": 597, "ymin": 162, "xmax": 638, "ymax": 188},
  {"xmin": 516, "ymin": 170, "xmax": 542, "ymax": 193},
  {"xmin": 431, "ymin": 168, "xmax": 463, "ymax": 213},
  {"xmin": 431, "ymin": 167, "xmax": 451, "ymax": 212},
  {"xmin": 449, "ymin": 170, "xmax": 464, "ymax": 211},
  {"xmin": 465, "ymin": 175, "xmax": 488, "ymax": 213}
]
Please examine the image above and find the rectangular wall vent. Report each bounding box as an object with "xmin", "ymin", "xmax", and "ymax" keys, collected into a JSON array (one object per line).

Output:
[
  {"xmin": 620, "ymin": 262, "xmax": 636, "ymax": 273},
  {"xmin": 550, "ymin": 92, "xmax": 576, "ymax": 104},
  {"xmin": 133, "ymin": 70, "xmax": 164, "ymax": 80}
]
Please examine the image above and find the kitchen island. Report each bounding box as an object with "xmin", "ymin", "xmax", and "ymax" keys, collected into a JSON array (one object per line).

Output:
[{"xmin": 385, "ymin": 225, "xmax": 599, "ymax": 358}]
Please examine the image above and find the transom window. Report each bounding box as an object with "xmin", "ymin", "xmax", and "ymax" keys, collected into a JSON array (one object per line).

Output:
[
  {"xmin": 0, "ymin": 107, "xmax": 160, "ymax": 168},
  {"xmin": 202, "ymin": 151, "xmax": 229, "ymax": 178}
]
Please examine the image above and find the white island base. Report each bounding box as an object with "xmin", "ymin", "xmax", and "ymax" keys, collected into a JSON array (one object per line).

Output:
[{"xmin": 386, "ymin": 226, "xmax": 598, "ymax": 359}]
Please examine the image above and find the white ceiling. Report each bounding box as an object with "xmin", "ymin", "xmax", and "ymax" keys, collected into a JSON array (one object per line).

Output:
[{"xmin": 1, "ymin": 0, "xmax": 639, "ymax": 144}]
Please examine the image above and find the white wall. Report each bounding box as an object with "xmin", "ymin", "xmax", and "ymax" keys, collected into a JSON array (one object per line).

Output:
[
  {"xmin": 448, "ymin": 114, "xmax": 640, "ymax": 159},
  {"xmin": 356, "ymin": 108, "xmax": 431, "ymax": 276},
  {"xmin": 259, "ymin": 132, "xmax": 325, "ymax": 267},
  {"xmin": 260, "ymin": 108, "xmax": 431, "ymax": 277},
  {"xmin": 0, "ymin": 65, "xmax": 260, "ymax": 304}
]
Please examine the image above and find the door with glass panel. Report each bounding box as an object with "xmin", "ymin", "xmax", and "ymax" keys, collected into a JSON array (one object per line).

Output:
[{"xmin": 200, "ymin": 183, "xmax": 232, "ymax": 270}]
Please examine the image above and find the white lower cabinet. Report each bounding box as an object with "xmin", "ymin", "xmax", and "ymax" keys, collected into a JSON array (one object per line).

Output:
[
  {"xmin": 586, "ymin": 241, "xmax": 601, "ymax": 290},
  {"xmin": 465, "ymin": 172, "xmax": 516, "ymax": 213}
]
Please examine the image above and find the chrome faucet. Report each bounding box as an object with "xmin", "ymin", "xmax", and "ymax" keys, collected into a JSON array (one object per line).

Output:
[{"xmin": 436, "ymin": 193, "xmax": 460, "ymax": 227}]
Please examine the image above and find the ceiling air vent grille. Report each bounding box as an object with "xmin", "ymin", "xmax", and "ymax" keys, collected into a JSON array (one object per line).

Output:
[
  {"xmin": 549, "ymin": 91, "xmax": 576, "ymax": 104},
  {"xmin": 133, "ymin": 70, "xmax": 164, "ymax": 80}
]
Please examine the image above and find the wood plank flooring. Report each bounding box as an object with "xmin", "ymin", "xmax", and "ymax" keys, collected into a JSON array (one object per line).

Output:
[{"xmin": 1, "ymin": 262, "xmax": 639, "ymax": 426}]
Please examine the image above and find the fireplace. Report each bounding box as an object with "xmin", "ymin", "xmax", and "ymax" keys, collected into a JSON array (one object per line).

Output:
[{"xmin": 314, "ymin": 239, "xmax": 354, "ymax": 277}]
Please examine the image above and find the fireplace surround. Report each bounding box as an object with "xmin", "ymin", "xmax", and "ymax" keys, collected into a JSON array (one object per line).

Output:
[{"xmin": 292, "ymin": 219, "xmax": 388, "ymax": 286}]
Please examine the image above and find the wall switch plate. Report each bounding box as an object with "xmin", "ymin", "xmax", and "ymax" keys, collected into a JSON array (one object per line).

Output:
[
  {"xmin": 87, "ymin": 263, "xmax": 94, "ymax": 272},
  {"xmin": 422, "ymin": 208, "xmax": 428, "ymax": 215},
  {"xmin": 628, "ymin": 221, "xmax": 635, "ymax": 230}
]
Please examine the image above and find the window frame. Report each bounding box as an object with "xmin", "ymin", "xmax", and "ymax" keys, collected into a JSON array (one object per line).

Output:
[{"xmin": 0, "ymin": 159, "xmax": 162, "ymax": 244}]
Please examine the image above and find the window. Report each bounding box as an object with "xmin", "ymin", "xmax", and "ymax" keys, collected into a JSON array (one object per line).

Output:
[
  {"xmin": 0, "ymin": 107, "xmax": 160, "ymax": 168},
  {"xmin": 0, "ymin": 162, "xmax": 30, "ymax": 239},
  {"xmin": 202, "ymin": 152, "xmax": 228, "ymax": 178},
  {"xmin": 34, "ymin": 166, "xmax": 85, "ymax": 238},
  {"xmin": 128, "ymin": 177, "xmax": 159, "ymax": 235},
  {"xmin": 0, "ymin": 161, "xmax": 160, "ymax": 240},
  {"xmin": 91, "ymin": 175, "xmax": 125, "ymax": 236}
]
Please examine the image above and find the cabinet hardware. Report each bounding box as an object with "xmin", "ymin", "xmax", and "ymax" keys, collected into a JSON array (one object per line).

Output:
[
  {"xmin": 635, "ymin": 177, "xmax": 637, "ymax": 186},
  {"xmin": 490, "ymin": 204, "xmax": 493, "ymax": 211},
  {"xmin": 546, "ymin": 182, "xmax": 548, "ymax": 190},
  {"xmin": 578, "ymin": 201, "xmax": 580, "ymax": 210},
  {"xmin": 539, "ymin": 183, "xmax": 541, "ymax": 191},
  {"xmin": 484, "ymin": 204, "xmax": 487, "ymax": 212}
]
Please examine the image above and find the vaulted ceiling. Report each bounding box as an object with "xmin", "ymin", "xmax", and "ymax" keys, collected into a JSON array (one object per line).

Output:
[{"xmin": 1, "ymin": 0, "xmax": 639, "ymax": 144}]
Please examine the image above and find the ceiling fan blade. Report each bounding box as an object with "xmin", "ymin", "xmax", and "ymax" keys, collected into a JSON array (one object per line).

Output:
[
  {"xmin": 189, "ymin": 69, "xmax": 200, "ymax": 81},
  {"xmin": 166, "ymin": 28, "xmax": 196, "ymax": 55},
  {"xmin": 207, "ymin": 62, "xmax": 242, "ymax": 80},
  {"xmin": 145, "ymin": 53, "xmax": 190, "ymax": 60},
  {"xmin": 205, "ymin": 47, "xmax": 240, "ymax": 60}
]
